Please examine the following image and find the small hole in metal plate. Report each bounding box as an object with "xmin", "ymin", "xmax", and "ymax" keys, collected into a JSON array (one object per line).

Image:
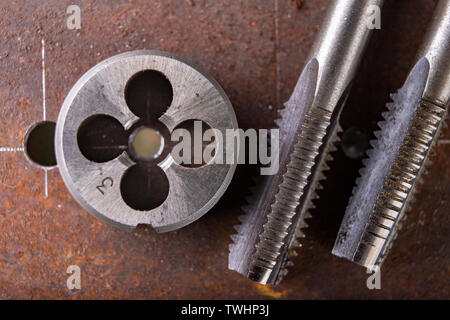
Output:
[
  {"xmin": 171, "ymin": 119, "xmax": 216, "ymax": 168},
  {"xmin": 125, "ymin": 70, "xmax": 173, "ymax": 121},
  {"xmin": 120, "ymin": 164, "xmax": 169, "ymax": 211},
  {"xmin": 77, "ymin": 114, "xmax": 128, "ymax": 163},
  {"xmin": 341, "ymin": 127, "xmax": 368, "ymax": 159},
  {"xmin": 129, "ymin": 127, "xmax": 164, "ymax": 161},
  {"xmin": 24, "ymin": 120, "xmax": 57, "ymax": 168}
]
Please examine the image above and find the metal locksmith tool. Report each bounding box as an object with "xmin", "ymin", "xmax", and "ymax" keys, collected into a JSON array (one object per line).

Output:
[
  {"xmin": 333, "ymin": 0, "xmax": 450, "ymax": 269},
  {"xmin": 55, "ymin": 50, "xmax": 238, "ymax": 232},
  {"xmin": 229, "ymin": 0, "xmax": 384, "ymax": 285}
]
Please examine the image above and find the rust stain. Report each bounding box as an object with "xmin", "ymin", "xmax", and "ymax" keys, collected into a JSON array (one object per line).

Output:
[{"xmin": 253, "ymin": 283, "xmax": 290, "ymax": 299}]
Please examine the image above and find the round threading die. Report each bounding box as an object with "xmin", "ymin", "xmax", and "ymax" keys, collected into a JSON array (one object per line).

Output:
[{"xmin": 55, "ymin": 50, "xmax": 238, "ymax": 232}]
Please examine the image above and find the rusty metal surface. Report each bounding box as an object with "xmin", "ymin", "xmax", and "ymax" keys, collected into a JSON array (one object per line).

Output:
[{"xmin": 0, "ymin": 0, "xmax": 448, "ymax": 299}]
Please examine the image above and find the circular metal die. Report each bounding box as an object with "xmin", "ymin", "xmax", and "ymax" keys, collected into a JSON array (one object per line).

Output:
[{"xmin": 55, "ymin": 50, "xmax": 238, "ymax": 232}]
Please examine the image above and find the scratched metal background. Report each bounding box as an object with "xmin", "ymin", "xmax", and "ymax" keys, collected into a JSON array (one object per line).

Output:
[{"xmin": 0, "ymin": 0, "xmax": 448, "ymax": 299}]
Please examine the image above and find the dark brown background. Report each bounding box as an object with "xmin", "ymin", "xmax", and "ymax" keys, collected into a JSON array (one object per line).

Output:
[{"xmin": 0, "ymin": 0, "xmax": 448, "ymax": 299}]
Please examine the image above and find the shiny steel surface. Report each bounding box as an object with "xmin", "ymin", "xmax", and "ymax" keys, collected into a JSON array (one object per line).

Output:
[
  {"xmin": 418, "ymin": 0, "xmax": 450, "ymax": 105},
  {"xmin": 333, "ymin": 0, "xmax": 450, "ymax": 269},
  {"xmin": 229, "ymin": 0, "xmax": 384, "ymax": 285}
]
